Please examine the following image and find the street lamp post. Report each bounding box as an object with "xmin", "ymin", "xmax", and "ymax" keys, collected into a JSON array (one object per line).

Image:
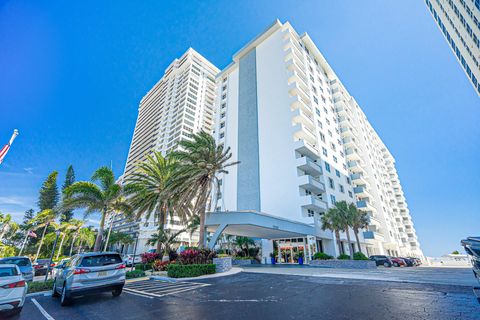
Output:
[
  {"xmin": 131, "ymin": 232, "xmax": 139, "ymax": 272},
  {"xmin": 45, "ymin": 229, "xmax": 61, "ymax": 283}
]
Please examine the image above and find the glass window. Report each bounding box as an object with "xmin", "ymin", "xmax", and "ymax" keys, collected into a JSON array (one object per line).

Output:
[
  {"xmin": 79, "ymin": 254, "xmax": 123, "ymax": 267},
  {"xmin": 325, "ymin": 162, "xmax": 331, "ymax": 172},
  {"xmin": 0, "ymin": 267, "xmax": 18, "ymax": 277},
  {"xmin": 0, "ymin": 258, "xmax": 31, "ymax": 267},
  {"xmin": 335, "ymin": 169, "xmax": 340, "ymax": 177}
]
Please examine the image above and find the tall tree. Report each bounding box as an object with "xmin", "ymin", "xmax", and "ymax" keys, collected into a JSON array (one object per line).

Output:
[
  {"xmin": 64, "ymin": 166, "xmax": 133, "ymax": 252},
  {"xmin": 170, "ymin": 132, "xmax": 239, "ymax": 248},
  {"xmin": 347, "ymin": 203, "xmax": 369, "ymax": 255},
  {"xmin": 125, "ymin": 152, "xmax": 186, "ymax": 253},
  {"xmin": 61, "ymin": 165, "xmax": 75, "ymax": 222},
  {"xmin": 31, "ymin": 209, "xmax": 58, "ymax": 261},
  {"xmin": 38, "ymin": 171, "xmax": 59, "ymax": 211},
  {"xmin": 321, "ymin": 207, "xmax": 345, "ymax": 256},
  {"xmin": 56, "ymin": 219, "xmax": 82, "ymax": 260},
  {"xmin": 22, "ymin": 209, "xmax": 34, "ymax": 226}
]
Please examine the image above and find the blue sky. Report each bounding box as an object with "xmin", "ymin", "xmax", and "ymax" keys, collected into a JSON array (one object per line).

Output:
[{"xmin": 0, "ymin": 1, "xmax": 478, "ymax": 256}]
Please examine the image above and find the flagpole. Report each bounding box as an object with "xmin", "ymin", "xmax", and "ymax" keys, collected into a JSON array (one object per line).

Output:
[
  {"xmin": 19, "ymin": 232, "xmax": 29, "ymax": 256},
  {"xmin": 9, "ymin": 129, "xmax": 19, "ymax": 146},
  {"xmin": 0, "ymin": 129, "xmax": 19, "ymax": 165}
]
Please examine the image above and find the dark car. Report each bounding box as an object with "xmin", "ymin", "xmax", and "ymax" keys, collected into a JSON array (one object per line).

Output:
[
  {"xmin": 390, "ymin": 257, "xmax": 407, "ymax": 267},
  {"xmin": 461, "ymin": 236, "xmax": 480, "ymax": 285},
  {"xmin": 400, "ymin": 257, "xmax": 415, "ymax": 267},
  {"xmin": 369, "ymin": 255, "xmax": 392, "ymax": 267},
  {"xmin": 33, "ymin": 259, "xmax": 54, "ymax": 276}
]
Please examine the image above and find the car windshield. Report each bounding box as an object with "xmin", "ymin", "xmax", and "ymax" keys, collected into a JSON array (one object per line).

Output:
[
  {"xmin": 36, "ymin": 259, "xmax": 50, "ymax": 265},
  {"xmin": 0, "ymin": 267, "xmax": 18, "ymax": 277},
  {"xmin": 0, "ymin": 258, "xmax": 31, "ymax": 267},
  {"xmin": 79, "ymin": 254, "xmax": 123, "ymax": 267}
]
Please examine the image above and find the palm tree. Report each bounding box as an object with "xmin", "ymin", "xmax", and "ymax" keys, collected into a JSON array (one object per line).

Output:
[
  {"xmin": 31, "ymin": 209, "xmax": 57, "ymax": 261},
  {"xmin": 77, "ymin": 227, "xmax": 95, "ymax": 253},
  {"xmin": 0, "ymin": 213, "xmax": 17, "ymax": 242},
  {"xmin": 125, "ymin": 152, "xmax": 190, "ymax": 253},
  {"xmin": 326, "ymin": 201, "xmax": 354, "ymax": 259},
  {"xmin": 235, "ymin": 236, "xmax": 255, "ymax": 257},
  {"xmin": 170, "ymin": 132, "xmax": 239, "ymax": 248},
  {"xmin": 147, "ymin": 217, "xmax": 199, "ymax": 260},
  {"xmin": 56, "ymin": 219, "xmax": 83, "ymax": 260},
  {"xmin": 68, "ymin": 220, "xmax": 85, "ymax": 256},
  {"xmin": 106, "ymin": 231, "xmax": 133, "ymax": 250},
  {"xmin": 63, "ymin": 166, "xmax": 133, "ymax": 252},
  {"xmin": 321, "ymin": 206, "xmax": 345, "ymax": 256},
  {"xmin": 347, "ymin": 203, "xmax": 369, "ymax": 255}
]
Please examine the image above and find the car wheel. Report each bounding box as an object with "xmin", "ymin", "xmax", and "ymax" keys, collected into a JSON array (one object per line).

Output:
[
  {"xmin": 52, "ymin": 280, "xmax": 60, "ymax": 298},
  {"xmin": 383, "ymin": 262, "xmax": 390, "ymax": 267},
  {"xmin": 112, "ymin": 286, "xmax": 123, "ymax": 297},
  {"xmin": 60, "ymin": 284, "xmax": 71, "ymax": 306},
  {"xmin": 394, "ymin": 262, "xmax": 399, "ymax": 267}
]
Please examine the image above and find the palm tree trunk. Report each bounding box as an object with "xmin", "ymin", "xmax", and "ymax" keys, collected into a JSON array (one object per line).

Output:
[
  {"xmin": 156, "ymin": 226, "xmax": 163, "ymax": 254},
  {"xmin": 35, "ymin": 224, "xmax": 49, "ymax": 261},
  {"xmin": 197, "ymin": 185, "xmax": 210, "ymax": 249},
  {"xmin": 94, "ymin": 207, "xmax": 107, "ymax": 252},
  {"xmin": 103, "ymin": 212, "xmax": 117, "ymax": 252},
  {"xmin": 0, "ymin": 225, "xmax": 8, "ymax": 242},
  {"xmin": 345, "ymin": 227, "xmax": 354, "ymax": 259},
  {"xmin": 78, "ymin": 239, "xmax": 84, "ymax": 253},
  {"xmin": 353, "ymin": 227, "xmax": 362, "ymax": 254},
  {"xmin": 56, "ymin": 233, "xmax": 66, "ymax": 260},
  {"xmin": 334, "ymin": 229, "xmax": 343, "ymax": 255},
  {"xmin": 69, "ymin": 233, "xmax": 77, "ymax": 256}
]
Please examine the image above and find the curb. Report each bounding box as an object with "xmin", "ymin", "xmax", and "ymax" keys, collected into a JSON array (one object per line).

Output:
[
  {"xmin": 150, "ymin": 267, "xmax": 242, "ymax": 282},
  {"xmin": 27, "ymin": 290, "xmax": 52, "ymax": 298}
]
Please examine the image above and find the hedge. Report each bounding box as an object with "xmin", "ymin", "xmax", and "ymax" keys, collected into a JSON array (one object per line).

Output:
[
  {"xmin": 135, "ymin": 262, "xmax": 153, "ymax": 271},
  {"xmin": 353, "ymin": 252, "xmax": 368, "ymax": 260},
  {"xmin": 313, "ymin": 252, "xmax": 333, "ymax": 260},
  {"xmin": 167, "ymin": 264, "xmax": 215, "ymax": 278},
  {"xmin": 126, "ymin": 270, "xmax": 146, "ymax": 279}
]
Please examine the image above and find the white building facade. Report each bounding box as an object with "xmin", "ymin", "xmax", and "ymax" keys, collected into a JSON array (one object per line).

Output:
[
  {"xmin": 212, "ymin": 20, "xmax": 423, "ymax": 261},
  {"xmin": 112, "ymin": 48, "xmax": 219, "ymax": 254},
  {"xmin": 425, "ymin": 0, "xmax": 480, "ymax": 96}
]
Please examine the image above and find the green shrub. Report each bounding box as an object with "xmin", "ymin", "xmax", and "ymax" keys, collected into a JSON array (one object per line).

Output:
[
  {"xmin": 313, "ymin": 252, "xmax": 333, "ymax": 260},
  {"xmin": 135, "ymin": 262, "xmax": 153, "ymax": 271},
  {"xmin": 337, "ymin": 254, "xmax": 350, "ymax": 260},
  {"xmin": 233, "ymin": 256, "xmax": 255, "ymax": 260},
  {"xmin": 126, "ymin": 270, "xmax": 146, "ymax": 279},
  {"xmin": 353, "ymin": 252, "xmax": 368, "ymax": 260},
  {"xmin": 28, "ymin": 280, "xmax": 54, "ymax": 294},
  {"xmin": 167, "ymin": 264, "xmax": 215, "ymax": 278}
]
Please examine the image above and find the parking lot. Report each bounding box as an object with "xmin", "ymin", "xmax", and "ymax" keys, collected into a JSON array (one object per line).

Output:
[{"xmin": 10, "ymin": 267, "xmax": 480, "ymax": 320}]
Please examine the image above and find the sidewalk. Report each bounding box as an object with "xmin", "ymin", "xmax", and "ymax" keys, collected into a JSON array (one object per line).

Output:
[{"xmin": 240, "ymin": 265, "xmax": 478, "ymax": 287}]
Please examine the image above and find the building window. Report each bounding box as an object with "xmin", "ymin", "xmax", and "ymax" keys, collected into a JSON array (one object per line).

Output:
[
  {"xmin": 325, "ymin": 162, "xmax": 331, "ymax": 172},
  {"xmin": 346, "ymin": 177, "xmax": 351, "ymax": 184},
  {"xmin": 348, "ymin": 191, "xmax": 353, "ymax": 198},
  {"xmin": 322, "ymin": 147, "xmax": 328, "ymax": 156},
  {"xmin": 330, "ymin": 194, "xmax": 336, "ymax": 204},
  {"xmin": 335, "ymin": 169, "xmax": 340, "ymax": 177},
  {"xmin": 328, "ymin": 177, "xmax": 334, "ymax": 189},
  {"xmin": 333, "ymin": 156, "xmax": 338, "ymax": 163},
  {"xmin": 340, "ymin": 185, "xmax": 345, "ymax": 193}
]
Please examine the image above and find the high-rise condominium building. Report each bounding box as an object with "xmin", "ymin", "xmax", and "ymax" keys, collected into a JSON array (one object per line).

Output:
[
  {"xmin": 425, "ymin": 0, "xmax": 480, "ymax": 96},
  {"xmin": 111, "ymin": 48, "xmax": 219, "ymax": 254},
  {"xmin": 211, "ymin": 20, "xmax": 423, "ymax": 261}
]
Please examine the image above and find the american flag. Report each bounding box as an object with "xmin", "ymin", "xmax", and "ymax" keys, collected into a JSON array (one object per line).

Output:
[
  {"xmin": 0, "ymin": 129, "xmax": 19, "ymax": 164},
  {"xmin": 28, "ymin": 230, "xmax": 37, "ymax": 238}
]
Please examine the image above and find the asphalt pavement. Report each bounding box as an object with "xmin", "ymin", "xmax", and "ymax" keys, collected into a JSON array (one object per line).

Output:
[{"xmin": 9, "ymin": 269, "xmax": 480, "ymax": 320}]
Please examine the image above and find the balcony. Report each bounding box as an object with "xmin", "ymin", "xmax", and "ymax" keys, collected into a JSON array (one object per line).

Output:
[
  {"xmin": 292, "ymin": 108, "xmax": 315, "ymax": 131},
  {"xmin": 342, "ymin": 137, "xmax": 355, "ymax": 148},
  {"xmin": 347, "ymin": 160, "xmax": 365, "ymax": 173},
  {"xmin": 298, "ymin": 175, "xmax": 326, "ymax": 194},
  {"xmin": 290, "ymin": 96, "xmax": 313, "ymax": 118},
  {"xmin": 286, "ymin": 69, "xmax": 309, "ymax": 94},
  {"xmin": 353, "ymin": 186, "xmax": 371, "ymax": 198},
  {"xmin": 345, "ymin": 147, "xmax": 361, "ymax": 161},
  {"xmin": 363, "ymin": 230, "xmax": 384, "ymax": 241},
  {"xmin": 356, "ymin": 200, "xmax": 376, "ymax": 211},
  {"xmin": 300, "ymin": 195, "xmax": 328, "ymax": 213},
  {"xmin": 366, "ymin": 212, "xmax": 382, "ymax": 225},
  {"xmin": 296, "ymin": 156, "xmax": 322, "ymax": 176},
  {"xmin": 340, "ymin": 126, "xmax": 357, "ymax": 138},
  {"xmin": 294, "ymin": 139, "xmax": 319, "ymax": 159},
  {"xmin": 293, "ymin": 123, "xmax": 316, "ymax": 145},
  {"xmin": 288, "ymin": 82, "xmax": 310, "ymax": 104},
  {"xmin": 351, "ymin": 173, "xmax": 368, "ymax": 186}
]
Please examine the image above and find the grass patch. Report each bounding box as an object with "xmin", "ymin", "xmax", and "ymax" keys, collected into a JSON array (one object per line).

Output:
[{"xmin": 28, "ymin": 280, "xmax": 54, "ymax": 294}]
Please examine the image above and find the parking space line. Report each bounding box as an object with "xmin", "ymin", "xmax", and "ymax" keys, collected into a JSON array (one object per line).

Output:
[
  {"xmin": 123, "ymin": 290, "xmax": 154, "ymax": 299},
  {"xmin": 31, "ymin": 298, "xmax": 55, "ymax": 320},
  {"xmin": 149, "ymin": 284, "xmax": 209, "ymax": 294},
  {"xmin": 123, "ymin": 280, "xmax": 210, "ymax": 298}
]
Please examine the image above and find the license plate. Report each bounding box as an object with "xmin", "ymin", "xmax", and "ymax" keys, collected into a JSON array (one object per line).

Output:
[{"xmin": 98, "ymin": 271, "xmax": 107, "ymax": 277}]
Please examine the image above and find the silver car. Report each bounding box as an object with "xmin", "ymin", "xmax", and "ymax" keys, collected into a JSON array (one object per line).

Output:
[{"xmin": 52, "ymin": 252, "xmax": 126, "ymax": 306}]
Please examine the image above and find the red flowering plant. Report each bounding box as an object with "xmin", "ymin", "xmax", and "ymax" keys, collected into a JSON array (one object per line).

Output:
[
  {"xmin": 152, "ymin": 260, "xmax": 170, "ymax": 271},
  {"xmin": 179, "ymin": 248, "xmax": 216, "ymax": 265},
  {"xmin": 141, "ymin": 252, "xmax": 159, "ymax": 263}
]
